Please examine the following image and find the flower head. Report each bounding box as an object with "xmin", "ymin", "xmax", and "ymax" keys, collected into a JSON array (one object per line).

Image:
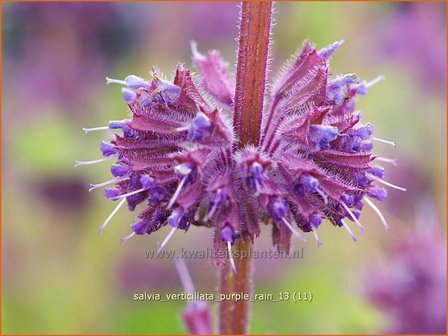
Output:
[{"xmin": 80, "ymin": 39, "xmax": 404, "ymax": 267}]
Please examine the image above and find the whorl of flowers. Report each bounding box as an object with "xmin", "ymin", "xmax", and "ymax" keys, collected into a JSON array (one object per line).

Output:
[{"xmin": 78, "ymin": 39, "xmax": 405, "ymax": 268}]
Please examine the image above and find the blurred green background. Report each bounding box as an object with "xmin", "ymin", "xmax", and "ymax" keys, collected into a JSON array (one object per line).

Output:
[{"xmin": 2, "ymin": 2, "xmax": 446, "ymax": 334}]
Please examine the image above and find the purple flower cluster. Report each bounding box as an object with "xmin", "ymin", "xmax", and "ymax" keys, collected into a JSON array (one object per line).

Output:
[{"xmin": 79, "ymin": 40, "xmax": 403, "ymax": 265}]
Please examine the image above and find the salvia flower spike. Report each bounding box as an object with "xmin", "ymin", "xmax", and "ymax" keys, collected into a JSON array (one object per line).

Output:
[{"xmin": 79, "ymin": 34, "xmax": 403, "ymax": 260}]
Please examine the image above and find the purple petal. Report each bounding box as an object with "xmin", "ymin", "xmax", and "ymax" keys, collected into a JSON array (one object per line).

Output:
[
  {"xmin": 99, "ymin": 141, "xmax": 117, "ymax": 157},
  {"xmin": 104, "ymin": 188, "xmax": 121, "ymax": 200},
  {"xmin": 368, "ymin": 188, "xmax": 388, "ymax": 201},
  {"xmin": 111, "ymin": 163, "xmax": 129, "ymax": 177},
  {"xmin": 124, "ymin": 75, "xmax": 148, "ymax": 89},
  {"xmin": 318, "ymin": 40, "xmax": 344, "ymax": 60},
  {"xmin": 220, "ymin": 225, "xmax": 234, "ymax": 243},
  {"xmin": 121, "ymin": 88, "xmax": 137, "ymax": 103}
]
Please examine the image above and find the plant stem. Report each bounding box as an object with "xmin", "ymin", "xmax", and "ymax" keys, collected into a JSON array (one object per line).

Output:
[
  {"xmin": 218, "ymin": 260, "xmax": 235, "ymax": 334},
  {"xmin": 219, "ymin": 1, "xmax": 273, "ymax": 334},
  {"xmin": 219, "ymin": 240, "xmax": 253, "ymax": 334},
  {"xmin": 233, "ymin": 1, "xmax": 273, "ymax": 147}
]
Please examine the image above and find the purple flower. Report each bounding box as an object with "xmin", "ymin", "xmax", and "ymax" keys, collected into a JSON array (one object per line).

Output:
[{"xmin": 80, "ymin": 39, "xmax": 404, "ymax": 265}]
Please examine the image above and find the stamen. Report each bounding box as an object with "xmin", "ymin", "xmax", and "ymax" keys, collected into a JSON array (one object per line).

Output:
[
  {"xmin": 254, "ymin": 179, "xmax": 262, "ymax": 196},
  {"xmin": 204, "ymin": 202, "xmax": 218, "ymax": 222},
  {"xmin": 98, "ymin": 198, "xmax": 126, "ymax": 234},
  {"xmin": 174, "ymin": 258, "xmax": 195, "ymax": 294},
  {"xmin": 119, "ymin": 232, "xmax": 136, "ymax": 244},
  {"xmin": 341, "ymin": 201, "xmax": 365, "ymax": 232},
  {"xmin": 167, "ymin": 175, "xmax": 188, "ymax": 209},
  {"xmin": 375, "ymin": 157, "xmax": 398, "ymax": 166},
  {"xmin": 106, "ymin": 77, "xmax": 126, "ymax": 85},
  {"xmin": 157, "ymin": 227, "xmax": 177, "ymax": 254},
  {"xmin": 372, "ymin": 137, "xmax": 396, "ymax": 147},
  {"xmin": 74, "ymin": 156, "xmax": 113, "ymax": 167},
  {"xmin": 365, "ymin": 75, "xmax": 385, "ymax": 88},
  {"xmin": 112, "ymin": 187, "xmax": 146, "ymax": 200},
  {"xmin": 227, "ymin": 241, "xmax": 237, "ymax": 274},
  {"xmin": 82, "ymin": 126, "xmax": 109, "ymax": 133},
  {"xmin": 281, "ymin": 217, "xmax": 307, "ymax": 242},
  {"xmin": 312, "ymin": 228, "xmax": 323, "ymax": 247},
  {"xmin": 367, "ymin": 173, "xmax": 407, "ymax": 191},
  {"xmin": 175, "ymin": 126, "xmax": 190, "ymax": 132},
  {"xmin": 341, "ymin": 219, "xmax": 357, "ymax": 242},
  {"xmin": 316, "ymin": 187, "xmax": 329, "ymax": 204},
  {"xmin": 89, "ymin": 177, "xmax": 129, "ymax": 192},
  {"xmin": 364, "ymin": 197, "xmax": 390, "ymax": 231}
]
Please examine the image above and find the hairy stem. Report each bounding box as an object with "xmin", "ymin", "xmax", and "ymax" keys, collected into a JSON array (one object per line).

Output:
[
  {"xmin": 218, "ymin": 252, "xmax": 235, "ymax": 334},
  {"xmin": 219, "ymin": 2, "xmax": 273, "ymax": 334},
  {"xmin": 219, "ymin": 240, "xmax": 253, "ymax": 334},
  {"xmin": 233, "ymin": 1, "xmax": 273, "ymax": 147}
]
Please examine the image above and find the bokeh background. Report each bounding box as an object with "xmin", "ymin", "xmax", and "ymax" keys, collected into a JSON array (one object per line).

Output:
[{"xmin": 2, "ymin": 2, "xmax": 446, "ymax": 334}]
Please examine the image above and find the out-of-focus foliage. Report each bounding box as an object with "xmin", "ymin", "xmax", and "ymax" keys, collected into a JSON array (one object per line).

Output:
[{"xmin": 2, "ymin": 2, "xmax": 446, "ymax": 334}]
